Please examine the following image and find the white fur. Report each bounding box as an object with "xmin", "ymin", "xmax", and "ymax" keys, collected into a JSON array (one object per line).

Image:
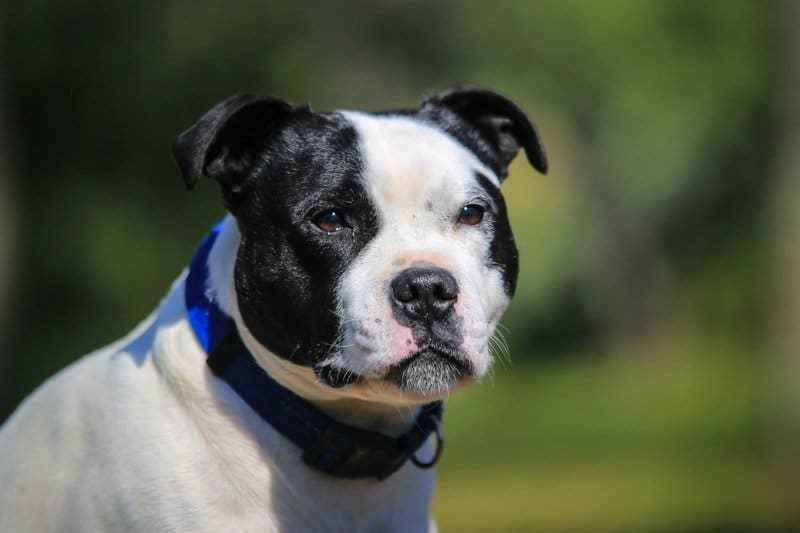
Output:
[
  {"xmin": 329, "ymin": 113, "xmax": 510, "ymax": 398},
  {"xmin": 0, "ymin": 115, "xmax": 510, "ymax": 531},
  {"xmin": 0, "ymin": 219, "xmax": 436, "ymax": 531},
  {"xmin": 211, "ymin": 217, "xmax": 427, "ymax": 435}
]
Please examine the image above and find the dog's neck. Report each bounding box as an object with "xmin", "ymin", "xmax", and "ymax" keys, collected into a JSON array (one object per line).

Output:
[{"xmin": 205, "ymin": 216, "xmax": 421, "ymax": 437}]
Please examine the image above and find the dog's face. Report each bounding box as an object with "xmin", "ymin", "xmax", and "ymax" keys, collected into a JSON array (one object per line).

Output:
[{"xmin": 172, "ymin": 86, "xmax": 547, "ymax": 402}]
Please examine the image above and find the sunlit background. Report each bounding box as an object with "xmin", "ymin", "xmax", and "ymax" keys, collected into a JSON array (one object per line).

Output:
[{"xmin": 1, "ymin": 2, "xmax": 799, "ymax": 530}]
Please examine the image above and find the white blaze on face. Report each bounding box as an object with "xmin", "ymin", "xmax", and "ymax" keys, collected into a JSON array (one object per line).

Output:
[{"xmin": 331, "ymin": 112, "xmax": 511, "ymax": 387}]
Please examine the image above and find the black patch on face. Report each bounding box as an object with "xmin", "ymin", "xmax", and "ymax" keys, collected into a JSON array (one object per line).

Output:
[
  {"xmin": 475, "ymin": 173, "xmax": 519, "ymax": 296},
  {"xmin": 231, "ymin": 111, "xmax": 379, "ymax": 369}
]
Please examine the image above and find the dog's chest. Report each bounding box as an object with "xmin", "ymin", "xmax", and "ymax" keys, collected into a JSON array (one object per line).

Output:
[{"xmin": 144, "ymin": 291, "xmax": 436, "ymax": 531}]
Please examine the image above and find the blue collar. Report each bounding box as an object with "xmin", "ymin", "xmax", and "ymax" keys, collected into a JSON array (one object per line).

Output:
[{"xmin": 184, "ymin": 221, "xmax": 443, "ymax": 480}]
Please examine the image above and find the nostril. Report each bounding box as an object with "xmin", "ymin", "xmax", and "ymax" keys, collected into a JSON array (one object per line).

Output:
[
  {"xmin": 433, "ymin": 282, "xmax": 457, "ymax": 302},
  {"xmin": 410, "ymin": 285, "xmax": 421, "ymax": 301}
]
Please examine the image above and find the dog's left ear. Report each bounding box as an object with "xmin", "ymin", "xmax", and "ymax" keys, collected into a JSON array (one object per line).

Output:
[{"xmin": 424, "ymin": 85, "xmax": 548, "ymax": 177}]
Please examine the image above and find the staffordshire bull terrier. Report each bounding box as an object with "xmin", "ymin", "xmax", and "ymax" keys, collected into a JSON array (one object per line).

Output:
[{"xmin": 0, "ymin": 85, "xmax": 547, "ymax": 531}]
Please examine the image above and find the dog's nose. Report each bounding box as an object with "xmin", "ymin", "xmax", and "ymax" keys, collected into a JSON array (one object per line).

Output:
[{"xmin": 390, "ymin": 267, "xmax": 458, "ymax": 322}]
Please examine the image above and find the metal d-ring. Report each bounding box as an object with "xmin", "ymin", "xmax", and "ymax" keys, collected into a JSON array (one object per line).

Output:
[{"xmin": 411, "ymin": 419, "xmax": 444, "ymax": 469}]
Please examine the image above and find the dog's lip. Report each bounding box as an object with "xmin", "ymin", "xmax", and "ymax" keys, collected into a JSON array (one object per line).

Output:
[
  {"xmin": 315, "ymin": 339, "xmax": 473, "ymax": 388},
  {"xmin": 406, "ymin": 345, "xmax": 462, "ymax": 363},
  {"xmin": 384, "ymin": 344, "xmax": 473, "ymax": 375},
  {"xmin": 380, "ymin": 343, "xmax": 476, "ymax": 398}
]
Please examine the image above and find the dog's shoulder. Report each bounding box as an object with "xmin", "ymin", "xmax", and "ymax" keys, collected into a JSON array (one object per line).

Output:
[{"xmin": 0, "ymin": 280, "xmax": 212, "ymax": 529}]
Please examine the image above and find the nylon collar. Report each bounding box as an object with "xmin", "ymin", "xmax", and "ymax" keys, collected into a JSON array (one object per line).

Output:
[{"xmin": 184, "ymin": 221, "xmax": 443, "ymax": 480}]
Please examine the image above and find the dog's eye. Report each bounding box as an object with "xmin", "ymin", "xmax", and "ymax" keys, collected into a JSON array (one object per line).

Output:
[
  {"xmin": 313, "ymin": 210, "xmax": 346, "ymax": 233},
  {"xmin": 457, "ymin": 204, "xmax": 485, "ymax": 226}
]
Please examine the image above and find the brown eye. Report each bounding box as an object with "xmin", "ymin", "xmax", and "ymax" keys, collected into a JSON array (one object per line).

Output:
[
  {"xmin": 458, "ymin": 204, "xmax": 485, "ymax": 226},
  {"xmin": 313, "ymin": 210, "xmax": 346, "ymax": 233}
]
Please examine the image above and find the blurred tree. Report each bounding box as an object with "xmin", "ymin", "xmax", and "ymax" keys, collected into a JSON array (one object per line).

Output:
[
  {"xmin": 1, "ymin": 3, "xmax": 798, "ymax": 529},
  {"xmin": 0, "ymin": 34, "xmax": 14, "ymax": 344},
  {"xmin": 768, "ymin": 0, "xmax": 800, "ymax": 467},
  {"xmin": 0, "ymin": 0, "xmax": 781, "ymax": 413}
]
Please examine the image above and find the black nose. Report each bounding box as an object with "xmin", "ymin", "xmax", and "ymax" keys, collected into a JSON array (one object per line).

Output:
[{"xmin": 390, "ymin": 267, "xmax": 459, "ymax": 322}]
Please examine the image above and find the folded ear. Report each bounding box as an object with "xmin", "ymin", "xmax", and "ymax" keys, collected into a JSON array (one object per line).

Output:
[
  {"xmin": 424, "ymin": 85, "xmax": 548, "ymax": 176},
  {"xmin": 171, "ymin": 93, "xmax": 299, "ymax": 191}
]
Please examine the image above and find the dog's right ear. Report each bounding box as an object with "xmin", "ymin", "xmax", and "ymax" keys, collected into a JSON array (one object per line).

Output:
[{"xmin": 171, "ymin": 93, "xmax": 299, "ymax": 191}]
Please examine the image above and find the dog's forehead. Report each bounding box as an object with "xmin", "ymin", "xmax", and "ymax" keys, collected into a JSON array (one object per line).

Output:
[{"xmin": 340, "ymin": 111, "xmax": 500, "ymax": 211}]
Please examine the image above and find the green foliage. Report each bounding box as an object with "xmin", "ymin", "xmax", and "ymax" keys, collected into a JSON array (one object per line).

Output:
[
  {"xmin": 435, "ymin": 341, "xmax": 798, "ymax": 531},
  {"xmin": 0, "ymin": 1, "xmax": 792, "ymax": 530}
]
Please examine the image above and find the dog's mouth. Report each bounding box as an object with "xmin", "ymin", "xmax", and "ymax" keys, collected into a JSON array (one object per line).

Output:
[
  {"xmin": 314, "ymin": 344, "xmax": 475, "ymax": 396},
  {"xmin": 383, "ymin": 345, "xmax": 474, "ymax": 395}
]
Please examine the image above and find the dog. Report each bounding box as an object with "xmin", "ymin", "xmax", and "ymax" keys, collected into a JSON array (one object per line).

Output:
[{"xmin": 0, "ymin": 85, "xmax": 547, "ymax": 531}]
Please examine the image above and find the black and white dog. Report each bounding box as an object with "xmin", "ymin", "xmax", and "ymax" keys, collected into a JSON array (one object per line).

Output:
[{"xmin": 0, "ymin": 86, "xmax": 546, "ymax": 531}]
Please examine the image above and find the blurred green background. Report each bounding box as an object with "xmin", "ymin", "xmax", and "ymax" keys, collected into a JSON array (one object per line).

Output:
[{"xmin": 1, "ymin": 1, "xmax": 799, "ymax": 531}]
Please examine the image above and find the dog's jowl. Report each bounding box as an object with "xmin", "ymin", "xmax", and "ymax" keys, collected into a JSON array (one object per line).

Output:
[{"xmin": 0, "ymin": 85, "xmax": 546, "ymax": 532}]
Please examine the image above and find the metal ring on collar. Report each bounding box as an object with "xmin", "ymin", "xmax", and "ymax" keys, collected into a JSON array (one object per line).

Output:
[{"xmin": 411, "ymin": 419, "xmax": 443, "ymax": 469}]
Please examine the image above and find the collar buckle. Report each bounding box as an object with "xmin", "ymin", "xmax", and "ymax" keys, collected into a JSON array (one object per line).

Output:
[
  {"xmin": 302, "ymin": 426, "xmax": 411, "ymax": 481},
  {"xmin": 301, "ymin": 406, "xmax": 443, "ymax": 480}
]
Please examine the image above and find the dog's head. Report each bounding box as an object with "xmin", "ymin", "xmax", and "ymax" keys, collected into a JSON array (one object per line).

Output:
[{"xmin": 172, "ymin": 85, "xmax": 547, "ymax": 404}]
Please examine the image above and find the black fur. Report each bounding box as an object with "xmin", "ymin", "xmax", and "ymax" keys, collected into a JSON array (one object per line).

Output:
[
  {"xmin": 475, "ymin": 173, "xmax": 520, "ymax": 296},
  {"xmin": 373, "ymin": 86, "xmax": 547, "ymax": 180},
  {"xmin": 422, "ymin": 84, "xmax": 548, "ymax": 179},
  {"xmin": 231, "ymin": 111, "xmax": 380, "ymax": 369},
  {"xmin": 172, "ymin": 86, "xmax": 544, "ymax": 387},
  {"xmin": 171, "ymin": 93, "xmax": 299, "ymax": 198},
  {"xmin": 173, "ymin": 98, "xmax": 382, "ymax": 369}
]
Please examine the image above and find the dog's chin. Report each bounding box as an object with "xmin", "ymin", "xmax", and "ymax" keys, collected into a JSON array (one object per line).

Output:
[{"xmin": 382, "ymin": 346, "xmax": 475, "ymax": 398}]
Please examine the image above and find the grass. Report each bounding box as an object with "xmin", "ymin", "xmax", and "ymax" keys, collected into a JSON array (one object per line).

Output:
[{"xmin": 431, "ymin": 339, "xmax": 800, "ymax": 531}]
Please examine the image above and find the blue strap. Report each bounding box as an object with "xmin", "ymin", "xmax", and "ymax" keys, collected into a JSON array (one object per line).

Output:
[
  {"xmin": 184, "ymin": 221, "xmax": 442, "ymax": 480},
  {"xmin": 185, "ymin": 221, "xmax": 232, "ymax": 353}
]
